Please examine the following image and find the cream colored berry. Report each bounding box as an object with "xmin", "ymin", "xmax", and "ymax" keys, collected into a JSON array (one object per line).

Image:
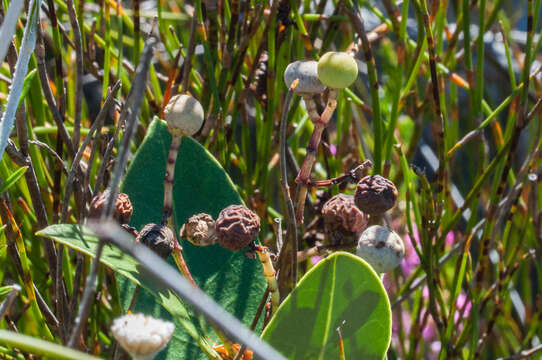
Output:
[
  {"xmin": 317, "ymin": 52, "xmax": 358, "ymax": 89},
  {"xmin": 164, "ymin": 94, "xmax": 204, "ymax": 137},
  {"xmin": 356, "ymin": 225, "xmax": 405, "ymax": 273},
  {"xmin": 284, "ymin": 60, "xmax": 327, "ymax": 94},
  {"xmin": 111, "ymin": 313, "xmax": 175, "ymax": 360}
]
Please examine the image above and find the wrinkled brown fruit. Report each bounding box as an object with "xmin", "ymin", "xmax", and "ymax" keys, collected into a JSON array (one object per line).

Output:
[
  {"xmin": 180, "ymin": 213, "xmax": 217, "ymax": 246},
  {"xmin": 354, "ymin": 175, "xmax": 398, "ymax": 215},
  {"xmin": 136, "ymin": 223, "xmax": 175, "ymax": 259},
  {"xmin": 322, "ymin": 193, "xmax": 367, "ymax": 245},
  {"xmin": 215, "ymin": 205, "xmax": 260, "ymax": 251},
  {"xmin": 88, "ymin": 190, "xmax": 133, "ymax": 224}
]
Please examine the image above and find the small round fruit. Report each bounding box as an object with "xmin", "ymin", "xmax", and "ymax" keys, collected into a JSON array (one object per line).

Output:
[
  {"xmin": 88, "ymin": 190, "xmax": 133, "ymax": 224},
  {"xmin": 322, "ymin": 194, "xmax": 367, "ymax": 245},
  {"xmin": 136, "ymin": 223, "xmax": 175, "ymax": 259},
  {"xmin": 111, "ymin": 313, "xmax": 174, "ymax": 360},
  {"xmin": 180, "ymin": 213, "xmax": 217, "ymax": 247},
  {"xmin": 215, "ymin": 205, "xmax": 260, "ymax": 251},
  {"xmin": 356, "ymin": 225, "xmax": 404, "ymax": 273},
  {"xmin": 317, "ymin": 52, "xmax": 358, "ymax": 89},
  {"xmin": 354, "ymin": 175, "xmax": 398, "ymax": 215},
  {"xmin": 284, "ymin": 60, "xmax": 327, "ymax": 94},
  {"xmin": 163, "ymin": 94, "xmax": 204, "ymax": 137}
]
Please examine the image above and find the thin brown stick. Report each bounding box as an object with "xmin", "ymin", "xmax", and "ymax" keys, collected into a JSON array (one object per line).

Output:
[
  {"xmin": 68, "ymin": 38, "xmax": 156, "ymax": 349},
  {"xmin": 297, "ymin": 241, "xmax": 357, "ymax": 263},
  {"xmin": 162, "ymin": 136, "xmax": 182, "ymax": 223},
  {"xmin": 277, "ymin": 83, "xmax": 298, "ymax": 300},
  {"xmin": 60, "ymin": 81, "xmax": 121, "ymax": 223},
  {"xmin": 13, "ymin": 79, "xmax": 62, "ymax": 316},
  {"xmin": 36, "ymin": 27, "xmax": 76, "ymax": 158},
  {"xmin": 306, "ymin": 160, "xmax": 372, "ymax": 188},
  {"xmin": 28, "ymin": 141, "xmax": 67, "ymax": 174},
  {"xmin": 181, "ymin": 12, "xmax": 198, "ymax": 92},
  {"xmin": 295, "ymin": 89, "xmax": 338, "ymax": 224},
  {"xmin": 497, "ymin": 345, "xmax": 542, "ymax": 360},
  {"xmin": 232, "ymin": 288, "xmax": 270, "ymax": 360}
]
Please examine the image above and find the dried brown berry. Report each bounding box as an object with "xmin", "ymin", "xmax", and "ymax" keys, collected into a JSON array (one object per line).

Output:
[
  {"xmin": 136, "ymin": 223, "xmax": 175, "ymax": 259},
  {"xmin": 215, "ymin": 205, "xmax": 260, "ymax": 251},
  {"xmin": 354, "ymin": 175, "xmax": 398, "ymax": 215},
  {"xmin": 88, "ymin": 190, "xmax": 133, "ymax": 224},
  {"xmin": 322, "ymin": 194, "xmax": 367, "ymax": 245},
  {"xmin": 180, "ymin": 213, "xmax": 217, "ymax": 247}
]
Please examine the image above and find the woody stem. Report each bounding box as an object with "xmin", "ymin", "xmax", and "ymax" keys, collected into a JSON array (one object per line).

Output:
[
  {"xmin": 295, "ymin": 89, "xmax": 338, "ymax": 224},
  {"xmin": 162, "ymin": 135, "xmax": 197, "ymax": 286},
  {"xmin": 162, "ymin": 135, "xmax": 183, "ymax": 224}
]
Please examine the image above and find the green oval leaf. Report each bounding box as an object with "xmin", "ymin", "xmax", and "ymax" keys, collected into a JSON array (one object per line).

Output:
[
  {"xmin": 38, "ymin": 118, "xmax": 266, "ymax": 359},
  {"xmin": 261, "ymin": 252, "xmax": 391, "ymax": 360},
  {"xmin": 37, "ymin": 224, "xmax": 212, "ymax": 357},
  {"xmin": 120, "ymin": 118, "xmax": 266, "ymax": 359}
]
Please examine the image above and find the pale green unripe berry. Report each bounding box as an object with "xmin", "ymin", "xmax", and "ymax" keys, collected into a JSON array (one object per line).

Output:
[
  {"xmin": 317, "ymin": 52, "xmax": 358, "ymax": 89},
  {"xmin": 284, "ymin": 60, "xmax": 327, "ymax": 94},
  {"xmin": 164, "ymin": 94, "xmax": 204, "ymax": 137},
  {"xmin": 356, "ymin": 225, "xmax": 404, "ymax": 273}
]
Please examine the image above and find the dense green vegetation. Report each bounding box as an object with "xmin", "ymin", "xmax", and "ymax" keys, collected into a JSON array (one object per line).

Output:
[{"xmin": 1, "ymin": 0, "xmax": 542, "ymax": 358}]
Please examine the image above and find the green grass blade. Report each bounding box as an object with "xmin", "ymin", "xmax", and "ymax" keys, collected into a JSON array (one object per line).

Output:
[
  {"xmin": 0, "ymin": 166, "xmax": 27, "ymax": 195},
  {"xmin": 0, "ymin": 330, "xmax": 100, "ymax": 360}
]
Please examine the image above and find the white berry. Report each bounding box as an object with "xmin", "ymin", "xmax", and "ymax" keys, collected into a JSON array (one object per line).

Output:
[
  {"xmin": 164, "ymin": 94, "xmax": 204, "ymax": 137},
  {"xmin": 356, "ymin": 225, "xmax": 405, "ymax": 273},
  {"xmin": 284, "ymin": 60, "xmax": 327, "ymax": 94},
  {"xmin": 111, "ymin": 313, "xmax": 175, "ymax": 360}
]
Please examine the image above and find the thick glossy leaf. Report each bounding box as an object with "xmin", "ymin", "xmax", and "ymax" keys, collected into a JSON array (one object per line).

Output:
[
  {"xmin": 120, "ymin": 118, "xmax": 266, "ymax": 359},
  {"xmin": 37, "ymin": 224, "xmax": 212, "ymax": 356},
  {"xmin": 261, "ymin": 252, "xmax": 391, "ymax": 360},
  {"xmin": 40, "ymin": 119, "xmax": 265, "ymax": 359}
]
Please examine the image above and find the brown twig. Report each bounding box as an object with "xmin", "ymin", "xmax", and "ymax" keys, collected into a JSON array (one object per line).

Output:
[
  {"xmin": 306, "ymin": 160, "xmax": 372, "ymax": 188},
  {"xmin": 295, "ymin": 89, "xmax": 338, "ymax": 224},
  {"xmin": 277, "ymin": 82, "xmax": 298, "ymax": 300},
  {"xmin": 60, "ymin": 81, "xmax": 121, "ymax": 223},
  {"xmin": 12, "ymin": 76, "xmax": 64, "ymax": 320},
  {"xmin": 181, "ymin": 10, "xmax": 198, "ymax": 92},
  {"xmin": 232, "ymin": 288, "xmax": 270, "ymax": 360},
  {"xmin": 27, "ymin": 141, "xmax": 67, "ymax": 174},
  {"xmin": 36, "ymin": 27, "xmax": 76, "ymax": 158},
  {"xmin": 497, "ymin": 344, "xmax": 542, "ymax": 360},
  {"xmin": 68, "ymin": 38, "xmax": 156, "ymax": 349},
  {"xmin": 297, "ymin": 241, "xmax": 357, "ymax": 263}
]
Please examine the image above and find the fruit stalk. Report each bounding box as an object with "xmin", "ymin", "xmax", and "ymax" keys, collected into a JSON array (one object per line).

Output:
[
  {"xmin": 295, "ymin": 89, "xmax": 338, "ymax": 224},
  {"xmin": 162, "ymin": 135, "xmax": 183, "ymax": 224},
  {"xmin": 254, "ymin": 245, "xmax": 279, "ymax": 315}
]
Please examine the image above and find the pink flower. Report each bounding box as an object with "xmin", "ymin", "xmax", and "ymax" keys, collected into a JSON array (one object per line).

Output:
[
  {"xmin": 400, "ymin": 229, "xmax": 421, "ymax": 277},
  {"xmin": 311, "ymin": 256, "xmax": 323, "ymax": 266},
  {"xmin": 445, "ymin": 231, "xmax": 455, "ymax": 246},
  {"xmin": 455, "ymin": 292, "xmax": 472, "ymax": 325}
]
